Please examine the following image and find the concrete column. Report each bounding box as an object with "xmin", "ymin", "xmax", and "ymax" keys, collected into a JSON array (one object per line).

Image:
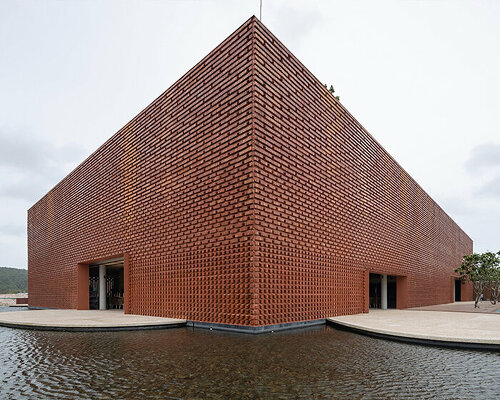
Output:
[
  {"xmin": 99, "ymin": 264, "xmax": 106, "ymax": 310},
  {"xmin": 381, "ymin": 274, "xmax": 388, "ymax": 310}
]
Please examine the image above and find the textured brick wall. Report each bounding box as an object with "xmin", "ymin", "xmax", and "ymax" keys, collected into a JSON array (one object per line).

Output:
[
  {"xmin": 251, "ymin": 19, "xmax": 472, "ymax": 325},
  {"xmin": 29, "ymin": 19, "xmax": 256, "ymax": 325},
  {"xmin": 28, "ymin": 17, "xmax": 472, "ymax": 327}
]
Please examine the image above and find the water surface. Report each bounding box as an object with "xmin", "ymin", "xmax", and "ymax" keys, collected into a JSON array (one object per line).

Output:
[{"xmin": 0, "ymin": 307, "xmax": 498, "ymax": 399}]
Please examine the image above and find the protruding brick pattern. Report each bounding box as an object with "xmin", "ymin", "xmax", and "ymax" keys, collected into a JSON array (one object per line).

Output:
[
  {"xmin": 28, "ymin": 17, "xmax": 472, "ymax": 327},
  {"xmin": 29, "ymin": 19, "xmax": 256, "ymax": 325},
  {"xmin": 251, "ymin": 20, "xmax": 472, "ymax": 325}
]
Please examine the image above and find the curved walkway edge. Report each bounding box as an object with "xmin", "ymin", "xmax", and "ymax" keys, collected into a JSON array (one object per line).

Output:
[
  {"xmin": 0, "ymin": 310, "xmax": 186, "ymax": 332},
  {"xmin": 327, "ymin": 310, "xmax": 500, "ymax": 351}
]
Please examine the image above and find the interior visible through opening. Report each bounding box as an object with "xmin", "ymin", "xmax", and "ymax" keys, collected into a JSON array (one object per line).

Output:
[
  {"xmin": 369, "ymin": 273, "xmax": 397, "ymax": 309},
  {"xmin": 89, "ymin": 259, "xmax": 124, "ymax": 310}
]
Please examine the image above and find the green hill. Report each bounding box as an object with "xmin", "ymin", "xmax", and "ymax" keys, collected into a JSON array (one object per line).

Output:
[{"xmin": 0, "ymin": 267, "xmax": 28, "ymax": 294}]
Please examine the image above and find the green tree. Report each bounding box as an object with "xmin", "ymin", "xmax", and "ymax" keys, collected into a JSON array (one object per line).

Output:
[
  {"xmin": 455, "ymin": 251, "xmax": 500, "ymax": 307},
  {"xmin": 0, "ymin": 267, "xmax": 28, "ymax": 294},
  {"xmin": 487, "ymin": 264, "xmax": 500, "ymax": 304},
  {"xmin": 324, "ymin": 84, "xmax": 340, "ymax": 101}
]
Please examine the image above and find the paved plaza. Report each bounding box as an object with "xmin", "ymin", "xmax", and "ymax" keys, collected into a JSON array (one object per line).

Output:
[
  {"xmin": 0, "ymin": 309, "xmax": 186, "ymax": 331},
  {"xmin": 328, "ymin": 309, "xmax": 500, "ymax": 347},
  {"xmin": 410, "ymin": 300, "xmax": 500, "ymax": 314}
]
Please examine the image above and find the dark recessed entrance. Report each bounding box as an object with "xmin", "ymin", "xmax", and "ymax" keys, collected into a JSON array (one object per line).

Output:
[
  {"xmin": 454, "ymin": 279, "xmax": 461, "ymax": 302},
  {"xmin": 369, "ymin": 273, "xmax": 381, "ymax": 309},
  {"xmin": 387, "ymin": 276, "xmax": 397, "ymax": 309},
  {"xmin": 369, "ymin": 273, "xmax": 397, "ymax": 309},
  {"xmin": 89, "ymin": 259, "xmax": 124, "ymax": 310}
]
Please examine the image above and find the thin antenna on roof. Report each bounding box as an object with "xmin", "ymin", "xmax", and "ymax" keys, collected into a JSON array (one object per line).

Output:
[{"xmin": 259, "ymin": 0, "xmax": 262, "ymax": 21}]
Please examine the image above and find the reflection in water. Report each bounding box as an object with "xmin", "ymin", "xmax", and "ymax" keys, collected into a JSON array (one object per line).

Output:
[{"xmin": 0, "ymin": 307, "xmax": 499, "ymax": 399}]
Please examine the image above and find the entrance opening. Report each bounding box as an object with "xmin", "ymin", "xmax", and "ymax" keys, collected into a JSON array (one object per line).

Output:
[
  {"xmin": 369, "ymin": 273, "xmax": 397, "ymax": 309},
  {"xmin": 454, "ymin": 279, "xmax": 461, "ymax": 302},
  {"xmin": 387, "ymin": 276, "xmax": 397, "ymax": 308},
  {"xmin": 89, "ymin": 259, "xmax": 124, "ymax": 310},
  {"xmin": 369, "ymin": 273, "xmax": 381, "ymax": 308}
]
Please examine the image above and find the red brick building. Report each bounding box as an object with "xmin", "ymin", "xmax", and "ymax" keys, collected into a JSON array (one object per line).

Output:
[{"xmin": 28, "ymin": 17, "xmax": 472, "ymax": 332}]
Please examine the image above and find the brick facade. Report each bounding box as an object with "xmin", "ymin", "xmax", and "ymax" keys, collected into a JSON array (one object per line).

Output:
[{"xmin": 28, "ymin": 17, "xmax": 472, "ymax": 327}]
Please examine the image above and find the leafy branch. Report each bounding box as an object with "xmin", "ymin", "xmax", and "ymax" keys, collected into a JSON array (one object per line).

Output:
[
  {"xmin": 324, "ymin": 84, "xmax": 340, "ymax": 101},
  {"xmin": 455, "ymin": 251, "xmax": 500, "ymax": 307}
]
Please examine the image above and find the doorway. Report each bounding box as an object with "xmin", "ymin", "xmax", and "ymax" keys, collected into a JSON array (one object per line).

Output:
[
  {"xmin": 454, "ymin": 279, "xmax": 461, "ymax": 302},
  {"xmin": 88, "ymin": 259, "xmax": 124, "ymax": 310},
  {"xmin": 387, "ymin": 276, "xmax": 397, "ymax": 308},
  {"xmin": 369, "ymin": 273, "xmax": 397, "ymax": 309},
  {"xmin": 369, "ymin": 273, "xmax": 381, "ymax": 308}
]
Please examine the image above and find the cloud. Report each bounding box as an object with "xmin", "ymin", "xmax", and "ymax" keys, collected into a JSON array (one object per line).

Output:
[
  {"xmin": 466, "ymin": 142, "xmax": 500, "ymax": 171},
  {"xmin": 464, "ymin": 142, "xmax": 500, "ymax": 199},
  {"xmin": 439, "ymin": 195, "xmax": 474, "ymax": 217},
  {"xmin": 0, "ymin": 176, "xmax": 49, "ymax": 201},
  {"xmin": 477, "ymin": 174, "xmax": 500, "ymax": 197},
  {"xmin": 268, "ymin": 2, "xmax": 324, "ymax": 50},
  {"xmin": 0, "ymin": 129, "xmax": 86, "ymax": 202},
  {"xmin": 0, "ymin": 134, "xmax": 48, "ymax": 172},
  {"xmin": 0, "ymin": 222, "xmax": 25, "ymax": 237}
]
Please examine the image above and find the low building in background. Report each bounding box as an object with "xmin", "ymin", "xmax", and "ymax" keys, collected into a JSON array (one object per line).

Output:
[{"xmin": 28, "ymin": 16, "xmax": 472, "ymax": 332}]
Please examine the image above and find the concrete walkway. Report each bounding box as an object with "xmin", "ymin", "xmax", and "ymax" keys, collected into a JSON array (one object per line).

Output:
[
  {"xmin": 328, "ymin": 309, "xmax": 500, "ymax": 350},
  {"xmin": 411, "ymin": 301, "xmax": 500, "ymax": 314},
  {"xmin": 0, "ymin": 309, "xmax": 186, "ymax": 331}
]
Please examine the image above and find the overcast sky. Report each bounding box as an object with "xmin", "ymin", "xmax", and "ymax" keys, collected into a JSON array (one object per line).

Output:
[{"xmin": 1, "ymin": 0, "xmax": 499, "ymax": 269}]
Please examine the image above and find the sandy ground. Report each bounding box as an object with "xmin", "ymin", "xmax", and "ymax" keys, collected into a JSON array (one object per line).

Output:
[{"xmin": 0, "ymin": 293, "xmax": 28, "ymax": 306}]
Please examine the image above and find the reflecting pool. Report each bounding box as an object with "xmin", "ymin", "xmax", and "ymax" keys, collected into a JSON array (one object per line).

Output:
[{"xmin": 0, "ymin": 307, "xmax": 498, "ymax": 399}]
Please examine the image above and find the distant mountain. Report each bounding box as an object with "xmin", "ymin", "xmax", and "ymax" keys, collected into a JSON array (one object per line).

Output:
[{"xmin": 0, "ymin": 267, "xmax": 28, "ymax": 294}]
